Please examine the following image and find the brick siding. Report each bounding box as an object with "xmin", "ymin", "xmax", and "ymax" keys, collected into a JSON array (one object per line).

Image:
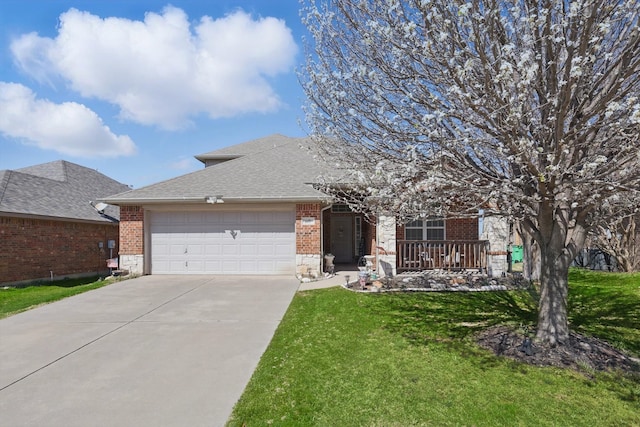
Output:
[
  {"xmin": 119, "ymin": 206, "xmax": 144, "ymax": 255},
  {"xmin": 0, "ymin": 216, "xmax": 119, "ymax": 284},
  {"xmin": 446, "ymin": 217, "xmax": 479, "ymax": 240},
  {"xmin": 296, "ymin": 203, "xmax": 322, "ymax": 254}
]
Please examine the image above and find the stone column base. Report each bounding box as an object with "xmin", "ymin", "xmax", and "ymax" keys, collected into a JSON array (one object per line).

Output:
[{"xmin": 119, "ymin": 254, "xmax": 144, "ymax": 276}]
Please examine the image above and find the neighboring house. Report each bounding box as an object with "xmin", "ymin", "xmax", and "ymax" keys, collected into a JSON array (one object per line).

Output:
[
  {"xmin": 104, "ymin": 134, "xmax": 509, "ymax": 278},
  {"xmin": 0, "ymin": 160, "xmax": 130, "ymax": 285}
]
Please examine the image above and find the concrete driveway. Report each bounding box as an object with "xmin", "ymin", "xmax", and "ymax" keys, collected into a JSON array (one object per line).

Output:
[{"xmin": 0, "ymin": 275, "xmax": 299, "ymax": 427}]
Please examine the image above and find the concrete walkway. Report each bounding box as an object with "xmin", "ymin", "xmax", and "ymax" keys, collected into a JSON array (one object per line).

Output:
[
  {"xmin": 297, "ymin": 266, "xmax": 360, "ymax": 291},
  {"xmin": 0, "ymin": 275, "xmax": 299, "ymax": 427}
]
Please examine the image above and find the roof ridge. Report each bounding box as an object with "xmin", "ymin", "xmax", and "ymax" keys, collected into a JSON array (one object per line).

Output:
[
  {"xmin": 16, "ymin": 160, "xmax": 69, "ymax": 182},
  {"xmin": 240, "ymin": 136, "xmax": 297, "ymax": 157},
  {"xmin": 60, "ymin": 160, "xmax": 69, "ymax": 182},
  {"xmin": 196, "ymin": 134, "xmax": 299, "ymax": 161},
  {"xmin": 1, "ymin": 161, "xmax": 128, "ymax": 222}
]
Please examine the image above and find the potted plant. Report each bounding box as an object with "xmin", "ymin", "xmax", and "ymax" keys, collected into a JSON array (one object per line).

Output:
[{"xmin": 324, "ymin": 253, "xmax": 335, "ymax": 273}]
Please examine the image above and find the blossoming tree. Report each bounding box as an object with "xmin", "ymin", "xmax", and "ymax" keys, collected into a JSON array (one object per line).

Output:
[{"xmin": 301, "ymin": 0, "xmax": 640, "ymax": 346}]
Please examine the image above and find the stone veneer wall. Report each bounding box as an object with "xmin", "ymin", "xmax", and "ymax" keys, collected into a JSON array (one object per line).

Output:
[
  {"xmin": 480, "ymin": 215, "xmax": 509, "ymax": 277},
  {"xmin": 376, "ymin": 215, "xmax": 397, "ymax": 277}
]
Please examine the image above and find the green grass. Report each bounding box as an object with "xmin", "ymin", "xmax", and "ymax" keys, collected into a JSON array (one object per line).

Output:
[
  {"xmin": 569, "ymin": 269, "xmax": 640, "ymax": 355},
  {"xmin": 0, "ymin": 276, "xmax": 112, "ymax": 319},
  {"xmin": 228, "ymin": 268, "xmax": 640, "ymax": 426}
]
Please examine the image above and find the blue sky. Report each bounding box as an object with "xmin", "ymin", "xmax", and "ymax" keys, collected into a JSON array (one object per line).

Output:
[{"xmin": 0, "ymin": 0, "xmax": 308, "ymax": 189}]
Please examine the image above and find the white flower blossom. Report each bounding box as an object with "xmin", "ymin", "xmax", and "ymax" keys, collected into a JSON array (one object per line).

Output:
[{"xmin": 301, "ymin": 0, "xmax": 640, "ymax": 329}]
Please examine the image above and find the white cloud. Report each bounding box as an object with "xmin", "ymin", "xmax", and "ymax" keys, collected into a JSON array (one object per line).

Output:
[
  {"xmin": 10, "ymin": 6, "xmax": 298, "ymax": 130},
  {"xmin": 0, "ymin": 82, "xmax": 137, "ymax": 157}
]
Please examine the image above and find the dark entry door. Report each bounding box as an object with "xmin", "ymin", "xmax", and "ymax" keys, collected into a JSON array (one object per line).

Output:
[{"xmin": 330, "ymin": 216, "xmax": 353, "ymax": 263}]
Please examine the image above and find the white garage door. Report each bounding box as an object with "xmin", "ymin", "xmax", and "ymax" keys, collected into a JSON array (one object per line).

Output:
[{"xmin": 150, "ymin": 210, "xmax": 295, "ymax": 275}]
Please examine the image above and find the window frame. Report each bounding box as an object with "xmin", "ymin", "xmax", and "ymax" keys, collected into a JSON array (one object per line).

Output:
[{"xmin": 405, "ymin": 218, "xmax": 446, "ymax": 240}]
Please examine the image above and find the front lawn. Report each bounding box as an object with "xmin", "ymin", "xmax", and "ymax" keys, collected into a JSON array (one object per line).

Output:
[
  {"xmin": 228, "ymin": 269, "xmax": 640, "ymax": 426},
  {"xmin": 0, "ymin": 276, "xmax": 112, "ymax": 319}
]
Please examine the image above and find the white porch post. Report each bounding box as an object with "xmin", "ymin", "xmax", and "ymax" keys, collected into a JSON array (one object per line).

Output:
[
  {"xmin": 376, "ymin": 215, "xmax": 397, "ymax": 278},
  {"xmin": 480, "ymin": 215, "xmax": 509, "ymax": 277}
]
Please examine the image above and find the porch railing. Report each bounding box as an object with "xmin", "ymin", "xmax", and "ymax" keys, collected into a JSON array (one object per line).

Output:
[{"xmin": 397, "ymin": 240, "xmax": 490, "ymax": 273}]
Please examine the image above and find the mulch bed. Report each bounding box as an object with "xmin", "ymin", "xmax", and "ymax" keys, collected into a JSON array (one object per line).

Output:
[{"xmin": 476, "ymin": 325, "xmax": 640, "ymax": 375}]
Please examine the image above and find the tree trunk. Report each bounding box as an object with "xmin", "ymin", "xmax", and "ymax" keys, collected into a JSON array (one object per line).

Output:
[
  {"xmin": 617, "ymin": 252, "xmax": 632, "ymax": 273},
  {"xmin": 522, "ymin": 235, "xmax": 541, "ymax": 281},
  {"xmin": 530, "ymin": 199, "xmax": 586, "ymax": 347},
  {"xmin": 535, "ymin": 245, "xmax": 571, "ymax": 346}
]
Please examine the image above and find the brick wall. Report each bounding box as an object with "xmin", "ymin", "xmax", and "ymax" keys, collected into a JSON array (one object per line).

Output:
[
  {"xmin": 365, "ymin": 220, "xmax": 376, "ymax": 256},
  {"xmin": 119, "ymin": 206, "xmax": 144, "ymax": 254},
  {"xmin": 446, "ymin": 217, "xmax": 479, "ymax": 240},
  {"xmin": 0, "ymin": 216, "xmax": 119, "ymax": 284},
  {"xmin": 296, "ymin": 203, "xmax": 322, "ymax": 254}
]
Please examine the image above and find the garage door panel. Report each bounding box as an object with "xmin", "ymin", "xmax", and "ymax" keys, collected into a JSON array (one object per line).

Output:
[
  {"xmin": 237, "ymin": 224, "xmax": 293, "ymax": 234},
  {"xmin": 151, "ymin": 210, "xmax": 295, "ymax": 275},
  {"xmin": 274, "ymin": 244, "xmax": 293, "ymax": 255},
  {"xmin": 257, "ymin": 244, "xmax": 274, "ymax": 255},
  {"xmin": 204, "ymin": 245, "xmax": 222, "ymax": 255},
  {"xmin": 187, "ymin": 245, "xmax": 204, "ymax": 256},
  {"xmin": 186, "ymin": 259, "xmax": 205, "ymax": 271},
  {"xmin": 204, "ymin": 259, "xmax": 222, "ymax": 270},
  {"xmin": 168, "ymin": 260, "xmax": 187, "ymax": 272},
  {"xmin": 222, "ymin": 260, "xmax": 241, "ymax": 271},
  {"xmin": 169, "ymin": 246, "xmax": 186, "ymax": 256},
  {"xmin": 222, "ymin": 243, "xmax": 239, "ymax": 255},
  {"xmin": 240, "ymin": 245, "xmax": 258, "ymax": 256}
]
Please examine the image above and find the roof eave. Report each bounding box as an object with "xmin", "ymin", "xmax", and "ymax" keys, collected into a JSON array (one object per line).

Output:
[
  {"xmin": 193, "ymin": 154, "xmax": 241, "ymax": 163},
  {"xmin": 0, "ymin": 211, "xmax": 119, "ymax": 224},
  {"xmin": 100, "ymin": 195, "xmax": 333, "ymax": 205},
  {"xmin": 99, "ymin": 196, "xmax": 210, "ymax": 205}
]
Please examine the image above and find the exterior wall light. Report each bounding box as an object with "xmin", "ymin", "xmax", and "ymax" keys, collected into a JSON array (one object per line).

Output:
[{"xmin": 205, "ymin": 196, "xmax": 224, "ymax": 204}]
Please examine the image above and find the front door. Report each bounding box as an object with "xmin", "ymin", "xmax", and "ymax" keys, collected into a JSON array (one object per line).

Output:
[{"xmin": 330, "ymin": 216, "xmax": 353, "ymax": 263}]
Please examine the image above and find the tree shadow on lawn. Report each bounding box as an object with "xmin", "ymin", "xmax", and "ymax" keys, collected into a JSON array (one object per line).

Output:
[
  {"xmin": 17, "ymin": 276, "xmax": 103, "ymax": 289},
  {"xmin": 569, "ymin": 288, "xmax": 640, "ymax": 355},
  {"xmin": 371, "ymin": 289, "xmax": 537, "ymax": 339},
  {"xmin": 367, "ymin": 289, "xmax": 538, "ymax": 368},
  {"xmin": 368, "ymin": 286, "xmax": 640, "ymax": 371}
]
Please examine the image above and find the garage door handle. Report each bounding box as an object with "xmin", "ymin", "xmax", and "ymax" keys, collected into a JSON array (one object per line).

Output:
[{"xmin": 184, "ymin": 247, "xmax": 188, "ymax": 254}]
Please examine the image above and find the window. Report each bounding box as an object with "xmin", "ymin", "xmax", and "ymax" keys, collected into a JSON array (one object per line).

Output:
[
  {"xmin": 405, "ymin": 219, "xmax": 445, "ymax": 240},
  {"xmin": 354, "ymin": 216, "xmax": 363, "ymax": 256}
]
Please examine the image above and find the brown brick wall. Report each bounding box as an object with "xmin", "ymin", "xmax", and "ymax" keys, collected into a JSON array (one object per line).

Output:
[
  {"xmin": 365, "ymin": 220, "xmax": 376, "ymax": 256},
  {"xmin": 119, "ymin": 206, "xmax": 144, "ymax": 254},
  {"xmin": 296, "ymin": 203, "xmax": 322, "ymax": 254},
  {"xmin": 0, "ymin": 216, "xmax": 119, "ymax": 284},
  {"xmin": 446, "ymin": 217, "xmax": 479, "ymax": 240}
]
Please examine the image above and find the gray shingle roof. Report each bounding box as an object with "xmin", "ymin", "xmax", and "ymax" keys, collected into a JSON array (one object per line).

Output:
[
  {"xmin": 105, "ymin": 134, "xmax": 348, "ymax": 204},
  {"xmin": 0, "ymin": 160, "xmax": 130, "ymax": 222},
  {"xmin": 194, "ymin": 133, "xmax": 295, "ymax": 163}
]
